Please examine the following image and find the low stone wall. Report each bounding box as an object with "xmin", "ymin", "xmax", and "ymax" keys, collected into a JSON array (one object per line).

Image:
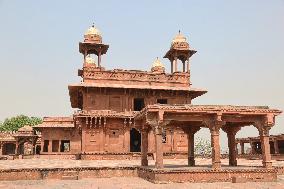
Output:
[
  {"xmin": 137, "ymin": 167, "xmax": 278, "ymax": 183},
  {"xmin": 0, "ymin": 167, "xmax": 137, "ymax": 181}
]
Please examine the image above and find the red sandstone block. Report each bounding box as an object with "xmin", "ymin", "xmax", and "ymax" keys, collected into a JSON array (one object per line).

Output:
[{"xmin": 232, "ymin": 176, "xmax": 247, "ymax": 183}]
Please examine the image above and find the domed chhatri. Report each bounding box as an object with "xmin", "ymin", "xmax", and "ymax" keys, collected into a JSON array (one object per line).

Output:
[
  {"xmin": 151, "ymin": 57, "xmax": 165, "ymax": 73},
  {"xmin": 79, "ymin": 23, "xmax": 109, "ymax": 68},
  {"xmin": 84, "ymin": 24, "xmax": 102, "ymax": 44},
  {"xmin": 164, "ymin": 30, "xmax": 196, "ymax": 73}
]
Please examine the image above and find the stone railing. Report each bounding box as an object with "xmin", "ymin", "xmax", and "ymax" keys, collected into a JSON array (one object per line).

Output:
[{"xmin": 79, "ymin": 68, "xmax": 190, "ymax": 88}]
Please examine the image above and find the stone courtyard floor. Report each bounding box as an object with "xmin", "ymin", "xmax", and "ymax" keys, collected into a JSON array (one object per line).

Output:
[
  {"xmin": 1, "ymin": 158, "xmax": 284, "ymax": 188},
  {"xmin": 0, "ymin": 158, "xmax": 284, "ymax": 170},
  {"xmin": 1, "ymin": 176, "xmax": 284, "ymax": 189}
]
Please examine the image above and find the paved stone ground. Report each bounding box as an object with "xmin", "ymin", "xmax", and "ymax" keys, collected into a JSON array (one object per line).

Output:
[
  {"xmin": 0, "ymin": 158, "xmax": 284, "ymax": 170},
  {"xmin": 1, "ymin": 158, "xmax": 284, "ymax": 189},
  {"xmin": 0, "ymin": 176, "xmax": 284, "ymax": 189}
]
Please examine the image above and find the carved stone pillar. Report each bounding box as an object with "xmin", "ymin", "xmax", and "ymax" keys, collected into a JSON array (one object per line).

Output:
[
  {"xmin": 174, "ymin": 56, "xmax": 178, "ymax": 72},
  {"xmin": 154, "ymin": 126, "xmax": 163, "ymax": 169},
  {"xmin": 186, "ymin": 59, "xmax": 190, "ymax": 73},
  {"xmin": 226, "ymin": 127, "xmax": 240, "ymax": 166},
  {"xmin": 240, "ymin": 142, "xmax": 245, "ymax": 155},
  {"xmin": 98, "ymin": 50, "xmax": 102, "ymax": 67},
  {"xmin": 274, "ymin": 140, "xmax": 279, "ymax": 154},
  {"xmin": 235, "ymin": 143, "xmax": 238, "ymax": 155},
  {"xmin": 250, "ymin": 141, "xmax": 256, "ymax": 154},
  {"xmin": 15, "ymin": 141, "xmax": 19, "ymax": 155},
  {"xmin": 259, "ymin": 128, "xmax": 272, "ymax": 168},
  {"xmin": 187, "ymin": 132, "xmax": 195, "ymax": 166},
  {"xmin": 48, "ymin": 140, "xmax": 52, "ymax": 153},
  {"xmin": 141, "ymin": 129, "xmax": 149, "ymax": 166},
  {"xmin": 210, "ymin": 128, "xmax": 221, "ymax": 169},
  {"xmin": 58, "ymin": 140, "xmax": 62, "ymax": 152},
  {"xmin": 184, "ymin": 127, "xmax": 200, "ymax": 166}
]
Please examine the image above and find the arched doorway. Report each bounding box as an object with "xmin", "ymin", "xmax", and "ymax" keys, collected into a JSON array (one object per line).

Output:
[
  {"xmin": 130, "ymin": 128, "xmax": 141, "ymax": 152},
  {"xmin": 3, "ymin": 143, "xmax": 16, "ymax": 155}
]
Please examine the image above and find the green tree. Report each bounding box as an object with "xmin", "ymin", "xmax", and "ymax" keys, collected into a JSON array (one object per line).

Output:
[
  {"xmin": 0, "ymin": 115, "xmax": 42, "ymax": 131},
  {"xmin": 194, "ymin": 137, "xmax": 212, "ymax": 157}
]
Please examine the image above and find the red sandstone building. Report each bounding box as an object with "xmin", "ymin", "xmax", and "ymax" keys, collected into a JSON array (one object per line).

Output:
[
  {"xmin": 34, "ymin": 25, "xmax": 207, "ymax": 157},
  {"xmin": 236, "ymin": 134, "xmax": 284, "ymax": 155},
  {"xmin": 32, "ymin": 24, "xmax": 282, "ymax": 170}
]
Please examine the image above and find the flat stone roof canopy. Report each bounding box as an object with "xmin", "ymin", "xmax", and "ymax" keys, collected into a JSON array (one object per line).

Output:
[
  {"xmin": 133, "ymin": 104, "xmax": 282, "ymax": 170},
  {"xmin": 134, "ymin": 104, "xmax": 282, "ymax": 128}
]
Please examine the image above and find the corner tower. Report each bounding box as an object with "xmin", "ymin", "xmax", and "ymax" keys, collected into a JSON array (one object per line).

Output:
[
  {"xmin": 79, "ymin": 24, "xmax": 109, "ymax": 68},
  {"xmin": 164, "ymin": 31, "xmax": 196, "ymax": 73}
]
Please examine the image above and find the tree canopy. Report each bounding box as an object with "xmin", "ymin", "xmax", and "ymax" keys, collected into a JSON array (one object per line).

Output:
[
  {"xmin": 194, "ymin": 137, "xmax": 212, "ymax": 156},
  {"xmin": 0, "ymin": 115, "xmax": 42, "ymax": 131}
]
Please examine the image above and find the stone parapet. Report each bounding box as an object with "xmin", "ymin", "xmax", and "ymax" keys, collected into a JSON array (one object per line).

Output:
[{"xmin": 79, "ymin": 68, "xmax": 191, "ymax": 90}]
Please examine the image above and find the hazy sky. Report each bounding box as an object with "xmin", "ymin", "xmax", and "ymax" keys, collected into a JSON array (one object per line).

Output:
[{"xmin": 0, "ymin": 1, "xmax": 283, "ymax": 149}]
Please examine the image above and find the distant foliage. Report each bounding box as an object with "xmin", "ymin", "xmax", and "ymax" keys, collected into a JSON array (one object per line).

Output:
[
  {"xmin": 0, "ymin": 115, "xmax": 42, "ymax": 131},
  {"xmin": 194, "ymin": 137, "xmax": 212, "ymax": 156}
]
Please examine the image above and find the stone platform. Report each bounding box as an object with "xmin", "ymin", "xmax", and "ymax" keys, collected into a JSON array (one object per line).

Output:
[
  {"xmin": 0, "ymin": 158, "xmax": 283, "ymax": 183},
  {"xmin": 137, "ymin": 166, "xmax": 278, "ymax": 183}
]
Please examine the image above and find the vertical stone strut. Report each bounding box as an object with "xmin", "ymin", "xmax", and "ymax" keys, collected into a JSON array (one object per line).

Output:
[
  {"xmin": 188, "ymin": 132, "xmax": 195, "ymax": 166},
  {"xmin": 250, "ymin": 141, "xmax": 256, "ymax": 154},
  {"xmin": 260, "ymin": 128, "xmax": 272, "ymax": 168},
  {"xmin": 154, "ymin": 126, "xmax": 163, "ymax": 169},
  {"xmin": 174, "ymin": 55, "xmax": 178, "ymax": 72},
  {"xmin": 240, "ymin": 142, "xmax": 245, "ymax": 155},
  {"xmin": 141, "ymin": 128, "xmax": 149, "ymax": 166},
  {"xmin": 254, "ymin": 118, "xmax": 273, "ymax": 169},
  {"xmin": 15, "ymin": 141, "xmax": 19, "ymax": 155},
  {"xmin": 225, "ymin": 127, "xmax": 240, "ymax": 166},
  {"xmin": 182, "ymin": 60, "xmax": 186, "ymax": 72},
  {"xmin": 274, "ymin": 139, "xmax": 279, "ymax": 154},
  {"xmin": 186, "ymin": 59, "xmax": 190, "ymax": 73},
  {"xmin": 184, "ymin": 127, "xmax": 200, "ymax": 166},
  {"xmin": 210, "ymin": 128, "xmax": 221, "ymax": 169}
]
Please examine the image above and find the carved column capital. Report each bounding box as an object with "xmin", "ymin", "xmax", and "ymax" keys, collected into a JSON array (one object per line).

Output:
[
  {"xmin": 222, "ymin": 125, "xmax": 241, "ymax": 136},
  {"xmin": 254, "ymin": 119, "xmax": 271, "ymax": 137}
]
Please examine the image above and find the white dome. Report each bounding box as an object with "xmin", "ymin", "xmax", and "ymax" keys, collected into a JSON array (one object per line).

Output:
[
  {"xmin": 172, "ymin": 31, "xmax": 187, "ymax": 44},
  {"xmin": 152, "ymin": 57, "xmax": 164, "ymax": 68},
  {"xmin": 85, "ymin": 24, "xmax": 101, "ymax": 36}
]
